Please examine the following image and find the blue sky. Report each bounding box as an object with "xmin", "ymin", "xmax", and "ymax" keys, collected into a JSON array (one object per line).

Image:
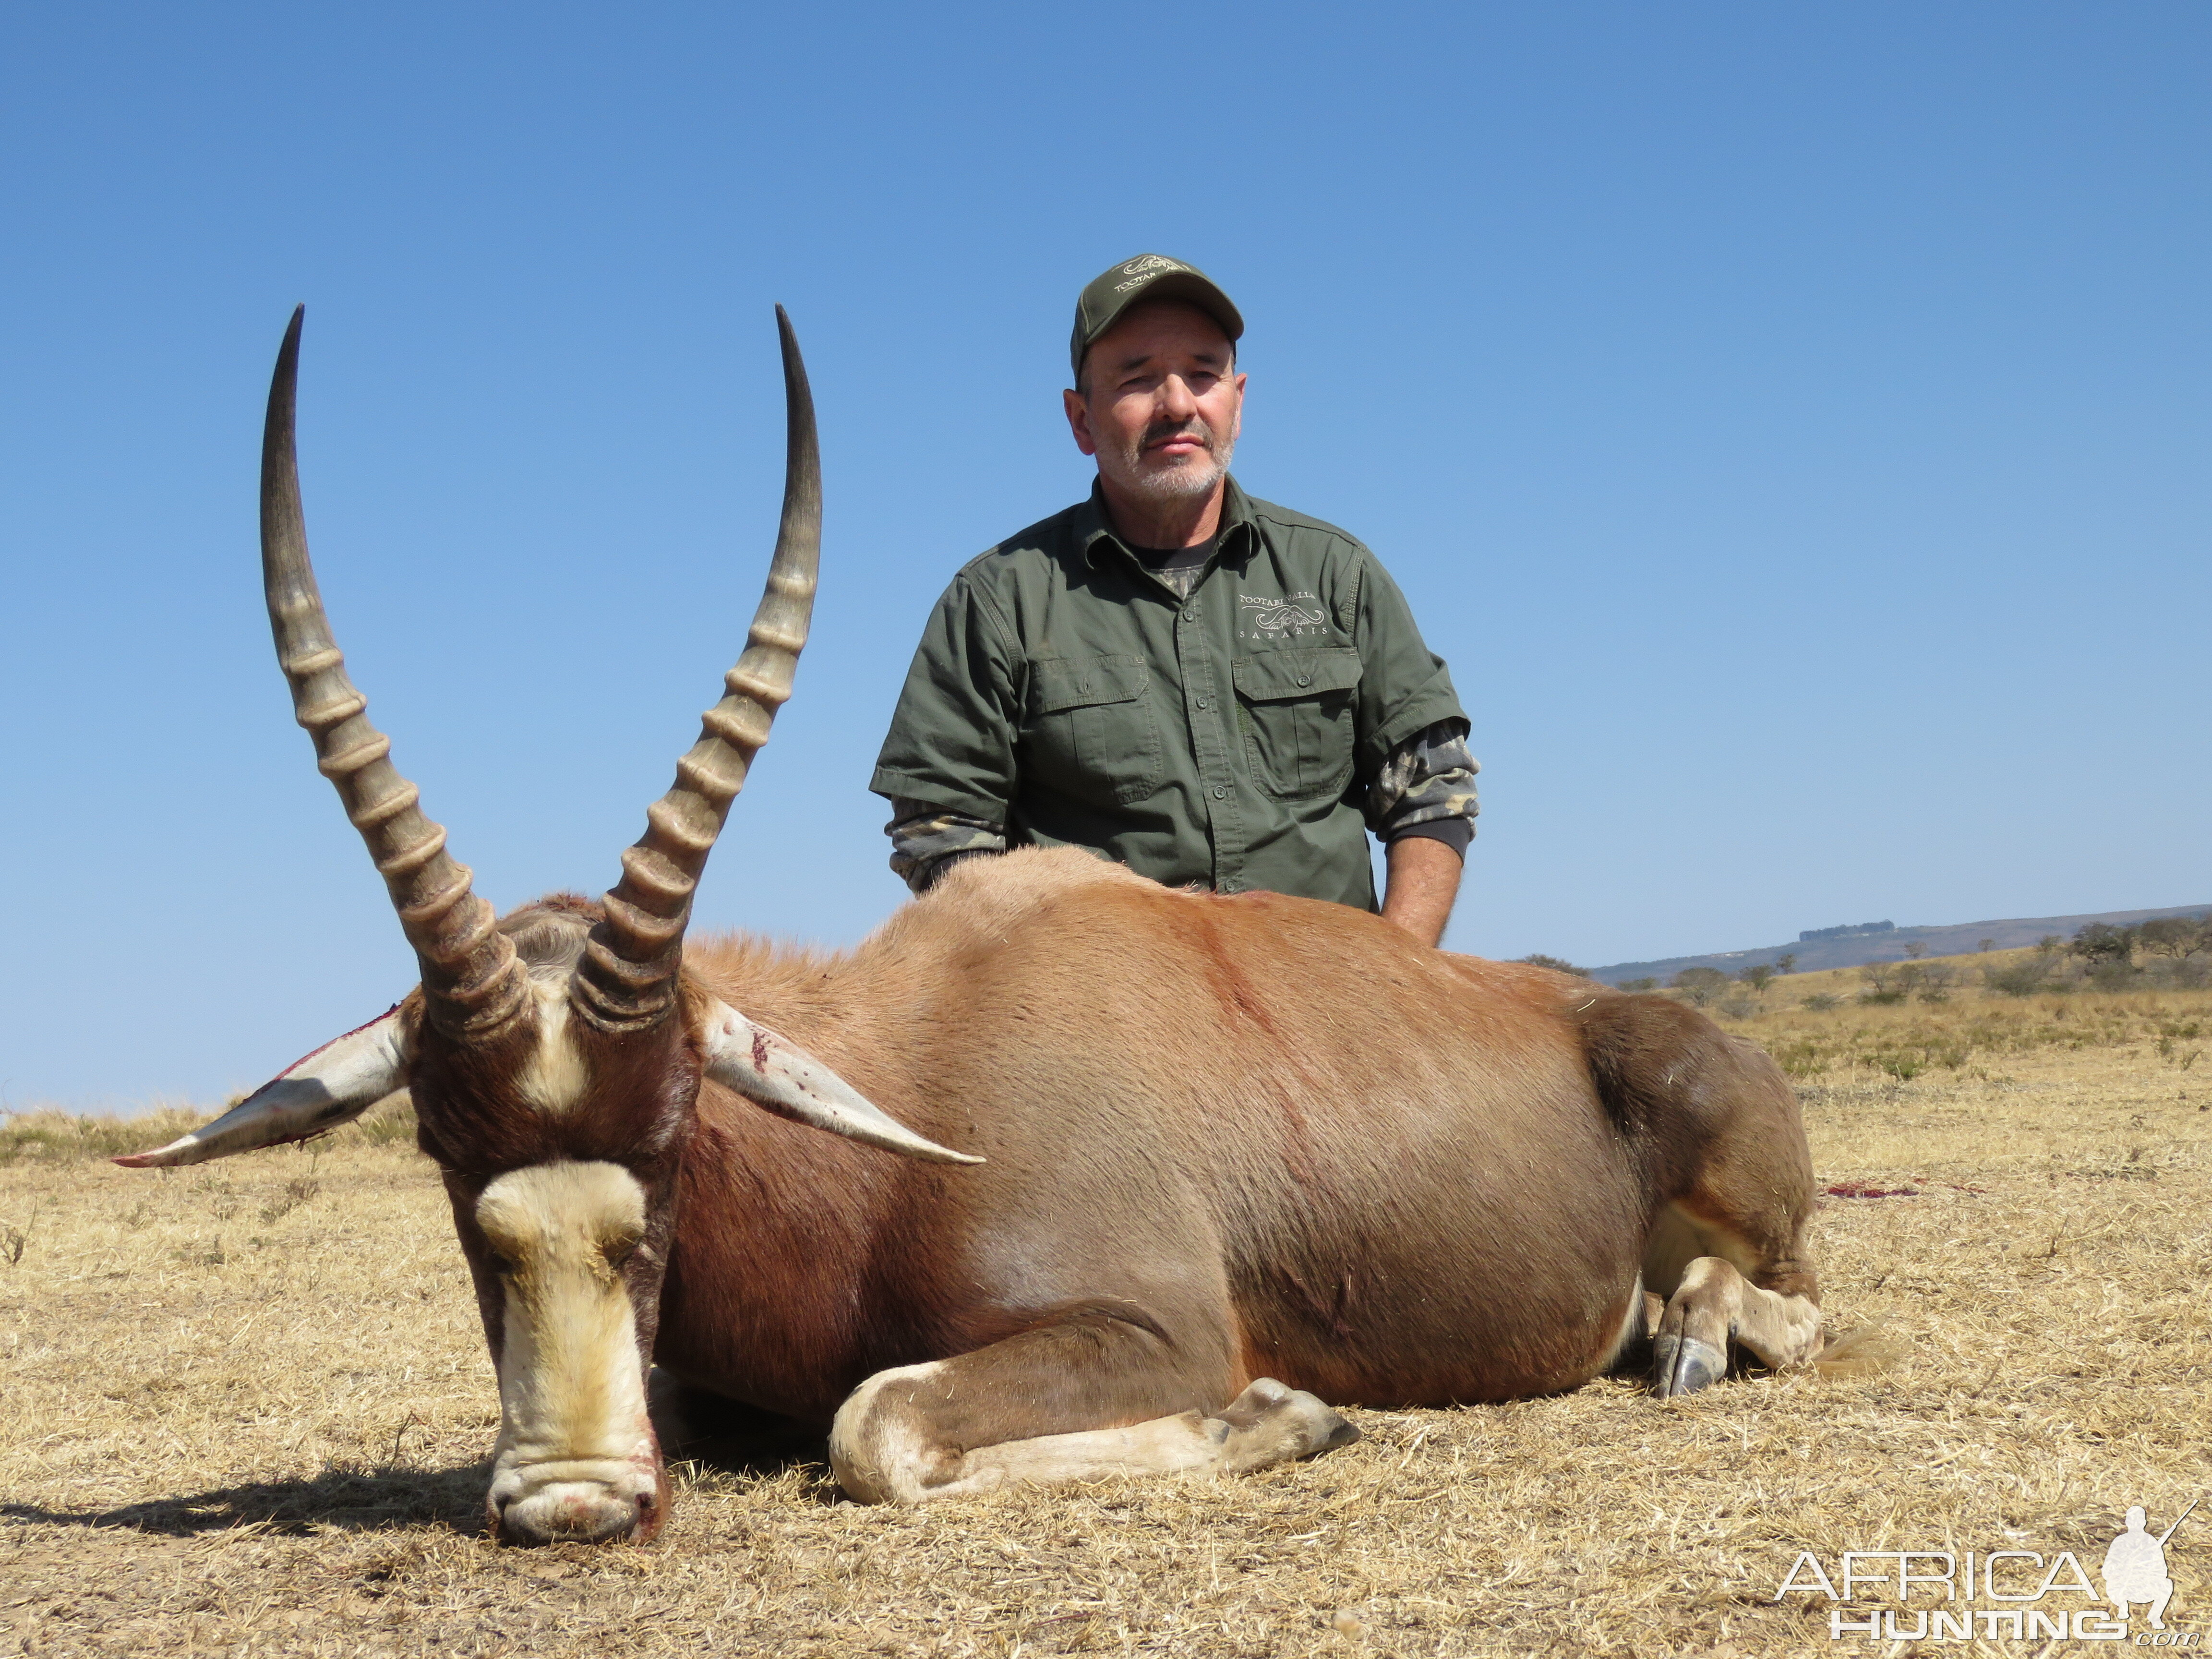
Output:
[{"xmin": 4, "ymin": 3, "xmax": 2206, "ymax": 1108}]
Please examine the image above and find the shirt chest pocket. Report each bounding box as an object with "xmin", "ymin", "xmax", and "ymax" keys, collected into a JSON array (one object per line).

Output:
[
  {"xmin": 1232, "ymin": 646, "xmax": 1363, "ymax": 800},
  {"xmin": 1024, "ymin": 654, "xmax": 1162, "ymax": 807}
]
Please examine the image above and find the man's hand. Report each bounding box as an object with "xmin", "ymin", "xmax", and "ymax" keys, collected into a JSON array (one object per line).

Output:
[{"xmin": 1380, "ymin": 835, "xmax": 1463, "ymax": 947}]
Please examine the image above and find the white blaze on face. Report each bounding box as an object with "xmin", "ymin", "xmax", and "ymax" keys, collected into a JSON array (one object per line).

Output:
[
  {"xmin": 475, "ymin": 1161, "xmax": 659, "ymax": 1542},
  {"xmin": 515, "ymin": 977, "xmax": 589, "ymax": 1115}
]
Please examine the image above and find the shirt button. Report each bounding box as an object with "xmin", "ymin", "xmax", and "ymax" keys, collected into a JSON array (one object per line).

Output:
[
  {"xmin": 1182, "ymin": 608, "xmax": 1198, "ymax": 622},
  {"xmin": 1212, "ymin": 786, "xmax": 1227, "ymax": 799},
  {"xmin": 1296, "ymin": 676, "xmax": 1311, "ymax": 687},
  {"xmin": 1195, "ymin": 698, "xmax": 1209, "ymax": 709}
]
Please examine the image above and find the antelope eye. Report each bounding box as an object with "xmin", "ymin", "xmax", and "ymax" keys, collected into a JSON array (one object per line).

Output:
[
  {"xmin": 483, "ymin": 1250, "xmax": 516, "ymax": 1276},
  {"xmin": 602, "ymin": 1238, "xmax": 640, "ymax": 1271}
]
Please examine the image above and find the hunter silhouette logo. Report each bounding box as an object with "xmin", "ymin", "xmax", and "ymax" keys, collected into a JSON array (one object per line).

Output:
[
  {"xmin": 1775, "ymin": 1497, "xmax": 2199, "ymax": 1643},
  {"xmin": 2105, "ymin": 1500, "xmax": 2195, "ymax": 1631}
]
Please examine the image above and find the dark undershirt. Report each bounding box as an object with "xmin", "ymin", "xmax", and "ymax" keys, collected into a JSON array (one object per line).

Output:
[{"xmin": 1126, "ymin": 532, "xmax": 1218, "ymax": 599}]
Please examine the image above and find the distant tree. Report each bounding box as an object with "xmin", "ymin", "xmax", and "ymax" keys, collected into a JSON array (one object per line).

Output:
[
  {"xmin": 1737, "ymin": 963, "xmax": 1778, "ymax": 996},
  {"xmin": 2036, "ymin": 935, "xmax": 2064, "ymax": 956},
  {"xmin": 2139, "ymin": 917, "xmax": 2207, "ymax": 961},
  {"xmin": 1977, "ymin": 938, "xmax": 1996, "ymax": 953},
  {"xmin": 1621, "ymin": 977, "xmax": 1659, "ymax": 992},
  {"xmin": 2070, "ymin": 923, "xmax": 2135, "ymax": 965},
  {"xmin": 1775, "ymin": 953, "xmax": 1799, "ymax": 975},
  {"xmin": 1670, "ymin": 966, "xmax": 1730, "ymax": 1007},
  {"xmin": 1903, "ymin": 941, "xmax": 1926, "ymax": 960},
  {"xmin": 1515, "ymin": 954, "xmax": 1593, "ymax": 980}
]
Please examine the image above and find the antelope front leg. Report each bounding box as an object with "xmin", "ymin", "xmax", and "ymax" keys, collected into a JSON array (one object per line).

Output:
[
  {"xmin": 827, "ymin": 1322, "xmax": 1357, "ymax": 1504},
  {"xmin": 1650, "ymin": 1255, "xmax": 1824, "ymax": 1397}
]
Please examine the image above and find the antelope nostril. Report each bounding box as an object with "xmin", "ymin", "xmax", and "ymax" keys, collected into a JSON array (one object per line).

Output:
[{"xmin": 500, "ymin": 1489, "xmax": 647, "ymax": 1546}]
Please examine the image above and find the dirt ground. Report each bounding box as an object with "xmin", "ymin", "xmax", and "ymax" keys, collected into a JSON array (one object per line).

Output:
[{"xmin": 2, "ymin": 971, "xmax": 2207, "ymax": 1657}]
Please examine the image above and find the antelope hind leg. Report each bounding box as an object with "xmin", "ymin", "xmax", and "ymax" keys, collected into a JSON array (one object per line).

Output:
[
  {"xmin": 828, "ymin": 1323, "xmax": 1357, "ymax": 1505},
  {"xmin": 1651, "ymin": 1255, "xmax": 1824, "ymax": 1397}
]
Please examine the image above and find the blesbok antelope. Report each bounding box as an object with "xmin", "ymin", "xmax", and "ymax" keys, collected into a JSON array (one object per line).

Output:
[{"xmin": 121, "ymin": 308, "xmax": 1827, "ymax": 1545}]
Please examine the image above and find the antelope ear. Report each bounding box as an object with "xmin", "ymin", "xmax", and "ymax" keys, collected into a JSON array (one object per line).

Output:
[
  {"xmin": 697, "ymin": 1000, "xmax": 982, "ymax": 1166},
  {"xmin": 114, "ymin": 1006, "xmax": 413, "ymax": 1168}
]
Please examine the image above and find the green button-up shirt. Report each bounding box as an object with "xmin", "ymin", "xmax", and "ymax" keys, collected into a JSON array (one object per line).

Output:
[{"xmin": 869, "ymin": 478, "xmax": 1467, "ymax": 911}]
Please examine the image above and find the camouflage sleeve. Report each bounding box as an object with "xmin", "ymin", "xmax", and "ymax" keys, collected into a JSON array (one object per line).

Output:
[
  {"xmin": 886, "ymin": 797, "xmax": 1007, "ymax": 894},
  {"xmin": 1365, "ymin": 719, "xmax": 1479, "ymax": 850}
]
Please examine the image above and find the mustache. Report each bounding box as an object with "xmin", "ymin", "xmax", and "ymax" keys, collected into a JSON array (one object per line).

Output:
[{"xmin": 1139, "ymin": 417, "xmax": 1219, "ymax": 455}]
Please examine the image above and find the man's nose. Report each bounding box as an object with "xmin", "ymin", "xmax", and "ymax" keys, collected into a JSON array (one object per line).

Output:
[{"xmin": 1157, "ymin": 373, "xmax": 1200, "ymax": 419}]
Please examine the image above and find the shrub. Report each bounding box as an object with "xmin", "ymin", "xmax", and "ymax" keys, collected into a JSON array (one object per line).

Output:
[
  {"xmin": 2086, "ymin": 959, "xmax": 2141, "ymax": 992},
  {"xmin": 1916, "ymin": 963, "xmax": 1958, "ymax": 1004},
  {"xmin": 1670, "ymin": 966, "xmax": 1730, "ymax": 1007},
  {"xmin": 1802, "ymin": 993, "xmax": 1841, "ymax": 1011},
  {"xmin": 1984, "ymin": 959, "xmax": 2053, "ymax": 997},
  {"xmin": 1620, "ymin": 977, "xmax": 1659, "ymax": 992},
  {"xmin": 1858, "ymin": 962, "xmax": 1914, "ymax": 1005}
]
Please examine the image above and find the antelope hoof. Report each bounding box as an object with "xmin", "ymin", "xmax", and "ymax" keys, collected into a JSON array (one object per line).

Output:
[
  {"xmin": 1214, "ymin": 1377, "xmax": 1360, "ymax": 1469},
  {"xmin": 1650, "ymin": 1334, "xmax": 1729, "ymax": 1398}
]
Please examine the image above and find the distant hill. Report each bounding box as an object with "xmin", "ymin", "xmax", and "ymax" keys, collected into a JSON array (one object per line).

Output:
[{"xmin": 1586, "ymin": 903, "xmax": 2212, "ymax": 986}]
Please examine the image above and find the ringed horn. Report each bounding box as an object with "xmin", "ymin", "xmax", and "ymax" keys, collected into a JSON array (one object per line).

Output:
[
  {"xmin": 262, "ymin": 307, "xmax": 528, "ymax": 1039},
  {"xmin": 569, "ymin": 305, "xmax": 822, "ymax": 1032}
]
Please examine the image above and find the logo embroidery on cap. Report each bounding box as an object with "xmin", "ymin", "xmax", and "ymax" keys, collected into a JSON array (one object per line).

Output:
[{"xmin": 1113, "ymin": 254, "xmax": 1188, "ymax": 293}]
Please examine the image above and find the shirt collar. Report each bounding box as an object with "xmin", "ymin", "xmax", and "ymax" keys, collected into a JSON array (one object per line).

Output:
[{"xmin": 1079, "ymin": 475, "xmax": 1257, "ymax": 570}]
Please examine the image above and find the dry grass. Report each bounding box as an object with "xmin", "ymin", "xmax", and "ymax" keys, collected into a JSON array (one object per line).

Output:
[{"xmin": 4, "ymin": 983, "xmax": 2208, "ymax": 1657}]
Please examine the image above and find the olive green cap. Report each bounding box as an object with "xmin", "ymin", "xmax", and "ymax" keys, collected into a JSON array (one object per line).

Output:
[{"xmin": 1070, "ymin": 253, "xmax": 1244, "ymax": 382}]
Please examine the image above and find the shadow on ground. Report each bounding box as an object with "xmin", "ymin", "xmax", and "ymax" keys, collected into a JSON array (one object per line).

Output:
[
  {"xmin": 655, "ymin": 1378, "xmax": 837, "ymax": 1493},
  {"xmin": 1, "ymin": 1461, "xmax": 493, "ymax": 1537},
  {"xmin": 0, "ymin": 1385, "xmax": 842, "ymax": 1539}
]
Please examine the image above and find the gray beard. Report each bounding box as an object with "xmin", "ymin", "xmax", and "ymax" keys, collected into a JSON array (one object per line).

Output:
[{"xmin": 1107, "ymin": 421, "xmax": 1235, "ymax": 503}]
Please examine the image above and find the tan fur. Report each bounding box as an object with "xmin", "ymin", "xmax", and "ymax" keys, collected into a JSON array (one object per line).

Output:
[{"xmin": 396, "ymin": 845, "xmax": 1820, "ymax": 1522}]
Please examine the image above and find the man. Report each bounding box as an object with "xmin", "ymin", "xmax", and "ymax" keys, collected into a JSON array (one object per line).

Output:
[{"xmin": 870, "ymin": 253, "xmax": 1477, "ymax": 944}]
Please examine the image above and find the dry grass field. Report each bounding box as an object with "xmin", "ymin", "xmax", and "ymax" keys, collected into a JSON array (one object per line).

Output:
[{"xmin": 3, "ymin": 950, "xmax": 2207, "ymax": 1657}]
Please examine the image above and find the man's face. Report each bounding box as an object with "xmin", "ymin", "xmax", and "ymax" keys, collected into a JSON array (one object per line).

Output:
[{"xmin": 1064, "ymin": 302, "xmax": 1246, "ymax": 511}]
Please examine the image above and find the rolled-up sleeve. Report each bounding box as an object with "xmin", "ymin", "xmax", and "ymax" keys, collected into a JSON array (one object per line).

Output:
[
  {"xmin": 1366, "ymin": 719, "xmax": 1479, "ymax": 854},
  {"xmin": 869, "ymin": 572, "xmax": 1023, "ymax": 823}
]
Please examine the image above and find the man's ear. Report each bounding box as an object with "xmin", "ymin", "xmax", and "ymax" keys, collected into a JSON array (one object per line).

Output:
[{"xmin": 1062, "ymin": 386, "xmax": 1099, "ymax": 457}]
